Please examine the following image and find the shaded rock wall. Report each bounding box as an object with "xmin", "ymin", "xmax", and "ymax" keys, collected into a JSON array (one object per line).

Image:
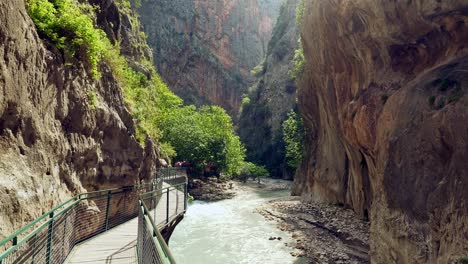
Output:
[
  {"xmin": 0, "ymin": 0, "xmax": 158, "ymax": 241},
  {"xmin": 137, "ymin": 0, "xmax": 282, "ymax": 115},
  {"xmin": 294, "ymin": 0, "xmax": 468, "ymax": 263},
  {"xmin": 238, "ymin": 0, "xmax": 300, "ymax": 179}
]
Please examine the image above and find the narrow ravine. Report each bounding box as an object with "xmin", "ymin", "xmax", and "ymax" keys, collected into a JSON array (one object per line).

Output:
[{"xmin": 170, "ymin": 180, "xmax": 307, "ymax": 264}]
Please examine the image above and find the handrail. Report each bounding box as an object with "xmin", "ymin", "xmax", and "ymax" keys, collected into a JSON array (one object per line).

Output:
[
  {"xmin": 0, "ymin": 196, "xmax": 77, "ymax": 248},
  {"xmin": 0, "ymin": 167, "xmax": 188, "ymax": 264},
  {"xmin": 0, "ymin": 181, "xmax": 157, "ymax": 250},
  {"xmin": 140, "ymin": 199, "xmax": 176, "ymax": 263}
]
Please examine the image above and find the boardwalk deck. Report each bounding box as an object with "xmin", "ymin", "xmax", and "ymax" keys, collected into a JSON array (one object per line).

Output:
[{"xmin": 65, "ymin": 183, "xmax": 185, "ymax": 264}]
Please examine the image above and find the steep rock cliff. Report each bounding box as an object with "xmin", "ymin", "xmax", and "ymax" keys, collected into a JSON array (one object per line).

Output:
[
  {"xmin": 0, "ymin": 0, "xmax": 158, "ymax": 240},
  {"xmin": 294, "ymin": 1, "xmax": 468, "ymax": 262},
  {"xmin": 137, "ymin": 0, "xmax": 282, "ymax": 115},
  {"xmin": 238, "ymin": 0, "xmax": 299, "ymax": 178}
]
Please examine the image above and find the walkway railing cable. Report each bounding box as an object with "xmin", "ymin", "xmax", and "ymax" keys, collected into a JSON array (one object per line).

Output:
[{"xmin": 0, "ymin": 168, "xmax": 188, "ymax": 264}]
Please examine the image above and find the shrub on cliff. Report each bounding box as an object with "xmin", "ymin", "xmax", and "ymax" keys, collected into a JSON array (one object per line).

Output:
[
  {"xmin": 289, "ymin": 40, "xmax": 305, "ymax": 81},
  {"xmin": 26, "ymin": 0, "xmax": 111, "ymax": 77},
  {"xmin": 282, "ymin": 110, "xmax": 305, "ymax": 169},
  {"xmin": 26, "ymin": 0, "xmax": 245, "ymax": 174},
  {"xmin": 250, "ymin": 60, "xmax": 266, "ymax": 77}
]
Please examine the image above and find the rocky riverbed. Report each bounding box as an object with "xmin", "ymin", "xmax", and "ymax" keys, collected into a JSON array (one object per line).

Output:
[
  {"xmin": 187, "ymin": 177, "xmax": 370, "ymax": 263},
  {"xmin": 188, "ymin": 177, "xmax": 237, "ymax": 201},
  {"xmin": 257, "ymin": 197, "xmax": 370, "ymax": 263}
]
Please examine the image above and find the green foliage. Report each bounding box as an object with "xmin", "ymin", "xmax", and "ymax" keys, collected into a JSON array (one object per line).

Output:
[
  {"xmin": 26, "ymin": 0, "xmax": 111, "ymax": 77},
  {"xmin": 159, "ymin": 105, "xmax": 245, "ymax": 176},
  {"xmin": 87, "ymin": 91, "xmax": 98, "ymax": 110},
  {"xmin": 238, "ymin": 94, "xmax": 251, "ymax": 117},
  {"xmin": 459, "ymin": 257, "xmax": 468, "ymax": 264},
  {"xmin": 241, "ymin": 96, "xmax": 251, "ymax": 106},
  {"xmin": 289, "ymin": 39, "xmax": 305, "ymax": 81},
  {"xmin": 250, "ymin": 60, "xmax": 266, "ymax": 77},
  {"xmin": 27, "ymin": 0, "xmax": 246, "ymax": 178},
  {"xmin": 235, "ymin": 162, "xmax": 269, "ymax": 183},
  {"xmin": 296, "ymin": 0, "xmax": 306, "ymax": 27},
  {"xmin": 159, "ymin": 142, "xmax": 176, "ymax": 161},
  {"xmin": 282, "ymin": 110, "xmax": 305, "ymax": 169},
  {"xmin": 187, "ymin": 193, "xmax": 195, "ymax": 203}
]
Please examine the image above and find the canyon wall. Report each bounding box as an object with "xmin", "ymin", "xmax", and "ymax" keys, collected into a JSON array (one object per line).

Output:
[
  {"xmin": 0, "ymin": 0, "xmax": 158, "ymax": 240},
  {"xmin": 238, "ymin": 0, "xmax": 300, "ymax": 178},
  {"xmin": 294, "ymin": 1, "xmax": 468, "ymax": 262},
  {"xmin": 137, "ymin": 0, "xmax": 282, "ymax": 115}
]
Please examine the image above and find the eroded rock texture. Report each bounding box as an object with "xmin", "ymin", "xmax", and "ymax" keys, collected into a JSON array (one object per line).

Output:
[
  {"xmin": 0, "ymin": 0, "xmax": 158, "ymax": 240},
  {"xmin": 239, "ymin": 0, "xmax": 300, "ymax": 179},
  {"xmin": 294, "ymin": 1, "xmax": 468, "ymax": 263},
  {"xmin": 137, "ymin": 0, "xmax": 282, "ymax": 115}
]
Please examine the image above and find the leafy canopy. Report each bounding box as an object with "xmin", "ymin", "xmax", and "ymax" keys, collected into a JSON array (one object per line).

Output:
[
  {"xmin": 235, "ymin": 162, "xmax": 269, "ymax": 183},
  {"xmin": 159, "ymin": 105, "xmax": 245, "ymax": 176}
]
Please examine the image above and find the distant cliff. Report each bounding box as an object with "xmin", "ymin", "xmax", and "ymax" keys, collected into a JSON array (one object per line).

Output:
[
  {"xmin": 294, "ymin": 0, "xmax": 468, "ymax": 262},
  {"xmin": 239, "ymin": 0, "xmax": 300, "ymax": 179},
  {"xmin": 137, "ymin": 0, "xmax": 282, "ymax": 115}
]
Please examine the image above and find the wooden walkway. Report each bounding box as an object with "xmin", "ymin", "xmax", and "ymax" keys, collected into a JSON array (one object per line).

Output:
[{"xmin": 65, "ymin": 183, "xmax": 185, "ymax": 264}]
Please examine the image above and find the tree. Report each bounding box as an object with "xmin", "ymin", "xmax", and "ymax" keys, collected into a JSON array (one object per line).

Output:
[
  {"xmin": 159, "ymin": 105, "xmax": 245, "ymax": 176},
  {"xmin": 282, "ymin": 110, "xmax": 305, "ymax": 169},
  {"xmin": 236, "ymin": 162, "xmax": 269, "ymax": 183}
]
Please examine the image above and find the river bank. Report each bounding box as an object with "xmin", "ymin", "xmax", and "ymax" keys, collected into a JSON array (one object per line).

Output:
[
  {"xmin": 258, "ymin": 197, "xmax": 370, "ymax": 263},
  {"xmin": 181, "ymin": 177, "xmax": 370, "ymax": 263}
]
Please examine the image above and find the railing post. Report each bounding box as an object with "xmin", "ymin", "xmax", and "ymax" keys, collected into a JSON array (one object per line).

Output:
[
  {"xmin": 184, "ymin": 183, "xmax": 188, "ymax": 211},
  {"xmin": 61, "ymin": 214, "xmax": 67, "ymax": 262},
  {"xmin": 166, "ymin": 189, "xmax": 170, "ymax": 224},
  {"xmin": 46, "ymin": 212, "xmax": 54, "ymax": 264},
  {"xmin": 105, "ymin": 191, "xmax": 111, "ymax": 231},
  {"xmin": 31, "ymin": 234, "xmax": 37, "ymax": 264}
]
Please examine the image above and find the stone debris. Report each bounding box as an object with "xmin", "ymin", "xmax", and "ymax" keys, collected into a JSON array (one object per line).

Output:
[
  {"xmin": 257, "ymin": 197, "xmax": 370, "ymax": 263},
  {"xmin": 188, "ymin": 178, "xmax": 236, "ymax": 201}
]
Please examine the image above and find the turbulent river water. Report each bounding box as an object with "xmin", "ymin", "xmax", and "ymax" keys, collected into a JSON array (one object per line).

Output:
[{"xmin": 170, "ymin": 181, "xmax": 303, "ymax": 264}]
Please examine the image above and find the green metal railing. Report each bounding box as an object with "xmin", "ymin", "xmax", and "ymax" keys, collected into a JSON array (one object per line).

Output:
[
  {"xmin": 137, "ymin": 182, "xmax": 187, "ymax": 264},
  {"xmin": 0, "ymin": 168, "xmax": 188, "ymax": 264}
]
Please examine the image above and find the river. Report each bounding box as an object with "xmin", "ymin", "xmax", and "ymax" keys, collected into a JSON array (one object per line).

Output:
[{"xmin": 170, "ymin": 181, "xmax": 305, "ymax": 264}]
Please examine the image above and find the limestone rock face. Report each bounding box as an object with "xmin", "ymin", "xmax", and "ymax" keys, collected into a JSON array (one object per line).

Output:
[
  {"xmin": 137, "ymin": 0, "xmax": 282, "ymax": 115},
  {"xmin": 294, "ymin": 1, "xmax": 468, "ymax": 262},
  {"xmin": 0, "ymin": 0, "xmax": 158, "ymax": 241},
  {"xmin": 238, "ymin": 0, "xmax": 300, "ymax": 179}
]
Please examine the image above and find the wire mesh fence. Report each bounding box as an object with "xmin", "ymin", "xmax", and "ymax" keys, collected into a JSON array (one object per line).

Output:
[
  {"xmin": 137, "ymin": 182, "xmax": 187, "ymax": 264},
  {"xmin": 157, "ymin": 168, "xmax": 188, "ymax": 186},
  {"xmin": 0, "ymin": 170, "xmax": 187, "ymax": 264}
]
